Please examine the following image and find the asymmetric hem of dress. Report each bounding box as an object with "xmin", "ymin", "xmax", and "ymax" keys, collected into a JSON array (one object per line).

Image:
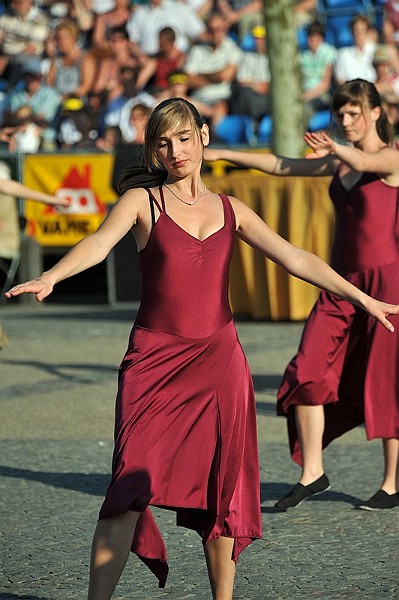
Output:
[
  {"xmin": 98, "ymin": 191, "xmax": 262, "ymax": 587},
  {"xmin": 277, "ymin": 172, "xmax": 399, "ymax": 465}
]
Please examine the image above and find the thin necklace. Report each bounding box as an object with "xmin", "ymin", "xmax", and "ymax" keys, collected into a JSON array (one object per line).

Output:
[{"xmin": 163, "ymin": 183, "xmax": 207, "ymax": 206}]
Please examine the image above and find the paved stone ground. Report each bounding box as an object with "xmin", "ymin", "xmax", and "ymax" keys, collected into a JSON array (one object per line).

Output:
[{"xmin": 0, "ymin": 304, "xmax": 398, "ymax": 600}]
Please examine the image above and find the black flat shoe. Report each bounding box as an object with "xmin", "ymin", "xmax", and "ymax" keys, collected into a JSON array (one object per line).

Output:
[
  {"xmin": 357, "ymin": 490, "xmax": 399, "ymax": 511},
  {"xmin": 274, "ymin": 474, "xmax": 331, "ymax": 510}
]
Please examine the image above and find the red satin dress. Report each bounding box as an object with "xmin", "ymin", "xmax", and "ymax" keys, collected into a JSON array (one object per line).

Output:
[
  {"xmin": 99, "ymin": 188, "xmax": 262, "ymax": 587},
  {"xmin": 277, "ymin": 171, "xmax": 399, "ymax": 464}
]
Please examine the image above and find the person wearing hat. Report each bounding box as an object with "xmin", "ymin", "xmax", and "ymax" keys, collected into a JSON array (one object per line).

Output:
[
  {"xmin": 4, "ymin": 60, "xmax": 61, "ymax": 150},
  {"xmin": 229, "ymin": 24, "xmax": 270, "ymax": 126}
]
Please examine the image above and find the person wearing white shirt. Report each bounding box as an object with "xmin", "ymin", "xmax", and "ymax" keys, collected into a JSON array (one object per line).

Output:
[
  {"xmin": 334, "ymin": 15, "xmax": 377, "ymax": 85},
  {"xmin": 126, "ymin": 0, "xmax": 206, "ymax": 56},
  {"xmin": 184, "ymin": 12, "xmax": 242, "ymax": 106}
]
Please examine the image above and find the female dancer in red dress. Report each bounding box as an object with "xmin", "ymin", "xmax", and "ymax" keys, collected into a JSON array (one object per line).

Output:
[
  {"xmin": 6, "ymin": 96, "xmax": 399, "ymax": 599},
  {"xmin": 205, "ymin": 79, "xmax": 399, "ymax": 512}
]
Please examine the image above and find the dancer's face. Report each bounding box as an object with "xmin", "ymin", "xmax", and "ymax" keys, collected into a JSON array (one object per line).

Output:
[
  {"xmin": 335, "ymin": 102, "xmax": 379, "ymax": 144},
  {"xmin": 156, "ymin": 121, "xmax": 209, "ymax": 177}
]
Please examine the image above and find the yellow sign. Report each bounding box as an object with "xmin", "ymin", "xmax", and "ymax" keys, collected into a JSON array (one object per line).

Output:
[{"xmin": 24, "ymin": 154, "xmax": 118, "ymax": 247}]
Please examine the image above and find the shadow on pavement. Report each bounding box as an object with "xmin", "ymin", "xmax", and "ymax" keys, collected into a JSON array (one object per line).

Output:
[
  {"xmin": 0, "ymin": 595, "xmax": 49, "ymax": 600},
  {"xmin": 252, "ymin": 374, "xmax": 281, "ymax": 393},
  {"xmin": 1, "ymin": 359, "xmax": 116, "ymax": 381},
  {"xmin": 3, "ymin": 307, "xmax": 138, "ymax": 323},
  {"xmin": 256, "ymin": 402, "xmax": 277, "ymax": 416},
  {"xmin": 260, "ymin": 481, "xmax": 360, "ymax": 512},
  {"xmin": 0, "ymin": 465, "xmax": 109, "ymax": 496}
]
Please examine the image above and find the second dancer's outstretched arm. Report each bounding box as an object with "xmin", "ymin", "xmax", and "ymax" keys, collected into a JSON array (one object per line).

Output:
[{"xmin": 204, "ymin": 146, "xmax": 338, "ymax": 177}]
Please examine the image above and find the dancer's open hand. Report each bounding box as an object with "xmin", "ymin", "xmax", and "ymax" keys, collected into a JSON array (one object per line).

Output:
[
  {"xmin": 5, "ymin": 275, "xmax": 54, "ymax": 302},
  {"xmin": 304, "ymin": 131, "xmax": 337, "ymax": 159},
  {"xmin": 363, "ymin": 297, "xmax": 399, "ymax": 332}
]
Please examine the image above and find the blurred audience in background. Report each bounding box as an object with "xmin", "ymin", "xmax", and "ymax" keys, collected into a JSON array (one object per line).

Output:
[
  {"xmin": 184, "ymin": 12, "xmax": 241, "ymax": 124},
  {"xmin": 47, "ymin": 19, "xmax": 96, "ymax": 99},
  {"xmin": 0, "ymin": 0, "xmax": 398, "ymax": 150},
  {"xmin": 0, "ymin": 0, "xmax": 50, "ymax": 86},
  {"xmin": 135, "ymin": 27, "xmax": 186, "ymax": 98},
  {"xmin": 229, "ymin": 24, "xmax": 270, "ymax": 128},
  {"xmin": 300, "ymin": 21, "xmax": 336, "ymax": 121},
  {"xmin": 334, "ymin": 15, "xmax": 377, "ymax": 84}
]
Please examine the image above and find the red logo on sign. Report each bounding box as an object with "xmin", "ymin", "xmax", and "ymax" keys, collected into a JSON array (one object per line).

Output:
[{"xmin": 45, "ymin": 164, "xmax": 106, "ymax": 215}]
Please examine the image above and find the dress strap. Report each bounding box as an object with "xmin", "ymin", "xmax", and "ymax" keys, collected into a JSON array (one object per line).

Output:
[
  {"xmin": 146, "ymin": 188, "xmax": 163, "ymax": 229},
  {"xmin": 158, "ymin": 185, "xmax": 166, "ymax": 213},
  {"xmin": 219, "ymin": 193, "xmax": 237, "ymax": 231}
]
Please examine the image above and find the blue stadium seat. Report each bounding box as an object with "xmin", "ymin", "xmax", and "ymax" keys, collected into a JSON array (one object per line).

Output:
[
  {"xmin": 372, "ymin": 0, "xmax": 385, "ymax": 35},
  {"xmin": 326, "ymin": 15, "xmax": 354, "ymax": 47},
  {"xmin": 297, "ymin": 26, "xmax": 308, "ymax": 51},
  {"xmin": 319, "ymin": 0, "xmax": 373, "ymax": 13},
  {"xmin": 257, "ymin": 115, "xmax": 272, "ymax": 144},
  {"xmin": 318, "ymin": 0, "xmax": 375, "ymax": 45},
  {"xmin": 324, "ymin": 0, "xmax": 364, "ymax": 7},
  {"xmin": 214, "ymin": 115, "xmax": 254, "ymax": 145},
  {"xmin": 308, "ymin": 109, "xmax": 331, "ymax": 132},
  {"xmin": 241, "ymin": 33, "xmax": 256, "ymax": 52}
]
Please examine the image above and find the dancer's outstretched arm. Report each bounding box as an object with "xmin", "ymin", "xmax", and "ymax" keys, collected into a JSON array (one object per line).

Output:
[
  {"xmin": 5, "ymin": 188, "xmax": 148, "ymax": 302},
  {"xmin": 230, "ymin": 195, "xmax": 399, "ymax": 332},
  {"xmin": 204, "ymin": 146, "xmax": 338, "ymax": 177},
  {"xmin": 0, "ymin": 178, "xmax": 70, "ymax": 206}
]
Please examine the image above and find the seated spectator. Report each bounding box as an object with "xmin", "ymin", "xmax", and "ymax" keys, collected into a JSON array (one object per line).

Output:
[
  {"xmin": 5, "ymin": 58, "xmax": 61, "ymax": 149},
  {"xmin": 373, "ymin": 44, "xmax": 399, "ymax": 129},
  {"xmin": 47, "ymin": 18, "xmax": 96, "ymax": 99},
  {"xmin": 334, "ymin": 15, "xmax": 377, "ymax": 85},
  {"xmin": 46, "ymin": 0, "xmax": 94, "ymax": 49},
  {"xmin": 93, "ymin": 26, "xmax": 144, "ymax": 103},
  {"xmin": 216, "ymin": 0, "xmax": 263, "ymax": 42},
  {"xmin": 92, "ymin": 0, "xmax": 132, "ymax": 51},
  {"xmin": 300, "ymin": 21, "xmax": 336, "ymax": 122},
  {"xmin": 95, "ymin": 124, "xmax": 122, "ymax": 151},
  {"xmin": 184, "ymin": 12, "xmax": 242, "ymax": 112},
  {"xmin": 136, "ymin": 26, "xmax": 187, "ymax": 97},
  {"xmin": 165, "ymin": 70, "xmax": 228, "ymax": 131},
  {"xmin": 3, "ymin": 105, "xmax": 44, "ymax": 152},
  {"xmin": 127, "ymin": 102, "xmax": 152, "ymax": 144},
  {"xmin": 0, "ymin": 0, "xmax": 50, "ymax": 86},
  {"xmin": 381, "ymin": 0, "xmax": 399, "ymax": 72},
  {"xmin": 383, "ymin": 0, "xmax": 399, "ymax": 46},
  {"xmin": 57, "ymin": 96, "xmax": 98, "ymax": 149},
  {"xmin": 229, "ymin": 24, "xmax": 270, "ymax": 126},
  {"xmin": 126, "ymin": 0, "xmax": 206, "ymax": 56},
  {"xmin": 99, "ymin": 65, "xmax": 157, "ymax": 142}
]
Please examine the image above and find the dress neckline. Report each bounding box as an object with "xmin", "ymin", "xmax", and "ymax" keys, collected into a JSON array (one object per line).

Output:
[
  {"xmin": 163, "ymin": 212, "xmax": 226, "ymax": 243},
  {"xmin": 159, "ymin": 187, "xmax": 226, "ymax": 242}
]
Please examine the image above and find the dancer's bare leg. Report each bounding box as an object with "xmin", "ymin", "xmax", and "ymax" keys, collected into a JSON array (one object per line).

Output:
[
  {"xmin": 204, "ymin": 536, "xmax": 236, "ymax": 600},
  {"xmin": 88, "ymin": 510, "xmax": 140, "ymax": 600},
  {"xmin": 381, "ymin": 438, "xmax": 399, "ymax": 494},
  {"xmin": 295, "ymin": 404, "xmax": 325, "ymax": 485}
]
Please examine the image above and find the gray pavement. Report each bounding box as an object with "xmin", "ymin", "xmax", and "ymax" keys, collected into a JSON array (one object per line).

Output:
[{"xmin": 0, "ymin": 303, "xmax": 398, "ymax": 600}]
